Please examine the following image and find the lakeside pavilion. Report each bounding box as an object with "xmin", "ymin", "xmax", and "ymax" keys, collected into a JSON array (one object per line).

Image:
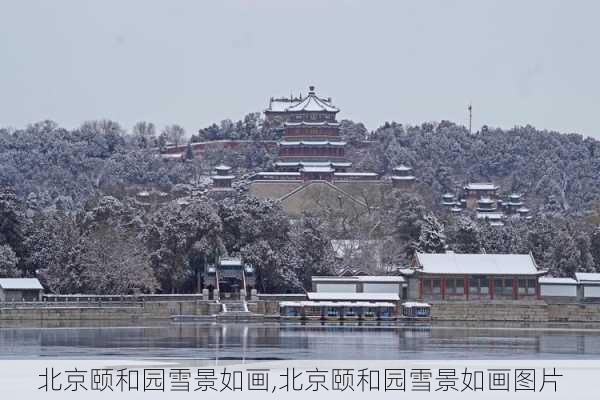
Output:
[{"xmin": 407, "ymin": 252, "xmax": 547, "ymax": 301}]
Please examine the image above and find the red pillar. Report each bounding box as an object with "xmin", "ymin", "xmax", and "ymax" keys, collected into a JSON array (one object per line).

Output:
[
  {"xmin": 441, "ymin": 277, "xmax": 446, "ymax": 300},
  {"xmin": 536, "ymin": 279, "xmax": 540, "ymax": 300},
  {"xmin": 513, "ymin": 277, "xmax": 518, "ymax": 300},
  {"xmin": 419, "ymin": 278, "xmax": 423, "ymax": 300},
  {"xmin": 490, "ymin": 277, "xmax": 494, "ymax": 300},
  {"xmin": 465, "ymin": 276, "xmax": 469, "ymax": 300}
]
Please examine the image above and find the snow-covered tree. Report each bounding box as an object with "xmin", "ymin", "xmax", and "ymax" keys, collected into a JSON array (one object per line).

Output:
[
  {"xmin": 0, "ymin": 245, "xmax": 20, "ymax": 277},
  {"xmin": 162, "ymin": 124, "xmax": 186, "ymax": 147},
  {"xmin": 78, "ymin": 225, "xmax": 157, "ymax": 294},
  {"xmin": 288, "ymin": 216, "xmax": 335, "ymax": 288},
  {"xmin": 185, "ymin": 143, "xmax": 194, "ymax": 160},
  {"xmin": 145, "ymin": 199, "xmax": 223, "ymax": 293},
  {"xmin": 0, "ymin": 187, "xmax": 27, "ymax": 273},
  {"xmin": 414, "ymin": 213, "xmax": 446, "ymax": 254},
  {"xmin": 449, "ymin": 217, "xmax": 482, "ymax": 253},
  {"xmin": 591, "ymin": 226, "xmax": 600, "ymax": 269},
  {"xmin": 132, "ymin": 121, "xmax": 156, "ymax": 148}
]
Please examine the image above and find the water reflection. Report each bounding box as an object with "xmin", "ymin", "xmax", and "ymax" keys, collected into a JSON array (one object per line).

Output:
[{"xmin": 1, "ymin": 321, "xmax": 600, "ymax": 360}]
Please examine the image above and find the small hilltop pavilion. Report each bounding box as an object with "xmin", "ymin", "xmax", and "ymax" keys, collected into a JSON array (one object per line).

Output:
[
  {"xmin": 407, "ymin": 252, "xmax": 547, "ymax": 302},
  {"xmin": 211, "ymin": 164, "xmax": 235, "ymax": 190},
  {"xmin": 391, "ymin": 165, "xmax": 416, "ymax": 188}
]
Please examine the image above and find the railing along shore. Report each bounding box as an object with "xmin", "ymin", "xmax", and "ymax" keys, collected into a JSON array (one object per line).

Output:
[{"xmin": 0, "ymin": 294, "xmax": 210, "ymax": 309}]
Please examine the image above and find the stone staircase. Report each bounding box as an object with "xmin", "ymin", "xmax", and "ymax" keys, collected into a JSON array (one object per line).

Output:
[
  {"xmin": 221, "ymin": 301, "xmax": 248, "ymax": 313},
  {"xmin": 218, "ymin": 300, "xmax": 263, "ymax": 322}
]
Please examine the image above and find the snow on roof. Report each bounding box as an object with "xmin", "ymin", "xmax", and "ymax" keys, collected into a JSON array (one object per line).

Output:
[
  {"xmin": 517, "ymin": 207, "xmax": 530, "ymax": 213},
  {"xmin": 214, "ymin": 164, "xmax": 231, "ymax": 171},
  {"xmin": 334, "ymin": 172, "xmax": 379, "ymax": 177},
  {"xmin": 539, "ymin": 277, "xmax": 577, "ymax": 285},
  {"xmin": 280, "ymin": 301, "xmax": 305, "ymax": 307},
  {"xmin": 0, "ymin": 278, "xmax": 43, "ymax": 290},
  {"xmin": 219, "ymin": 258, "xmax": 243, "ymax": 267},
  {"xmin": 397, "ymin": 268, "xmax": 415, "ymax": 276},
  {"xmin": 312, "ymin": 275, "xmax": 405, "ymax": 283},
  {"xmin": 299, "ymin": 162, "xmax": 321, "ymax": 167},
  {"xmin": 286, "ymin": 87, "xmax": 339, "ymax": 113},
  {"xmin": 274, "ymin": 161, "xmax": 352, "ymax": 168},
  {"xmin": 575, "ymin": 273, "xmax": 600, "ymax": 283},
  {"xmin": 478, "ymin": 197, "xmax": 495, "ymax": 203},
  {"xmin": 391, "ymin": 176, "xmax": 416, "ymax": 180},
  {"xmin": 280, "ymin": 141, "xmax": 346, "ymax": 146},
  {"xmin": 465, "ymin": 183, "xmax": 498, "ymax": 191},
  {"xmin": 280, "ymin": 301, "xmax": 396, "ymax": 308},
  {"xmin": 161, "ymin": 153, "xmax": 183, "ymax": 160},
  {"xmin": 301, "ymin": 166, "xmax": 334, "ymax": 173},
  {"xmin": 402, "ymin": 302, "xmax": 431, "ymax": 308},
  {"xmin": 477, "ymin": 212, "xmax": 504, "ymax": 220},
  {"xmin": 307, "ymin": 292, "xmax": 400, "ymax": 301},
  {"xmin": 266, "ymin": 98, "xmax": 301, "ymax": 112},
  {"xmin": 211, "ymin": 175, "xmax": 235, "ymax": 180},
  {"xmin": 414, "ymin": 253, "xmax": 543, "ymax": 275},
  {"xmin": 393, "ymin": 165, "xmax": 412, "ymax": 171},
  {"xmin": 285, "ymin": 121, "xmax": 340, "ymax": 127},
  {"xmin": 255, "ymin": 171, "xmax": 302, "ymax": 176}
]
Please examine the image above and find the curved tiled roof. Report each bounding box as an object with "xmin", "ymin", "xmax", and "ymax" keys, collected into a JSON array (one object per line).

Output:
[
  {"xmin": 414, "ymin": 253, "xmax": 544, "ymax": 275},
  {"xmin": 286, "ymin": 86, "xmax": 339, "ymax": 113}
]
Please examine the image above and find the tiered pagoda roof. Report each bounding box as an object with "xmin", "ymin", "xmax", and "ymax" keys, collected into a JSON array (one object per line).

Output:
[
  {"xmin": 265, "ymin": 87, "xmax": 338, "ymax": 114},
  {"xmin": 286, "ymin": 89, "xmax": 339, "ymax": 113}
]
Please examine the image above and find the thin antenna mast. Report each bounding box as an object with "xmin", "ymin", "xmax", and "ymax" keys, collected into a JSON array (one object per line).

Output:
[{"xmin": 468, "ymin": 103, "xmax": 473, "ymax": 135}]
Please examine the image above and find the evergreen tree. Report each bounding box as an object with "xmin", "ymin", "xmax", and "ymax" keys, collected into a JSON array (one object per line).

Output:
[
  {"xmin": 590, "ymin": 226, "xmax": 600, "ymax": 270},
  {"xmin": 0, "ymin": 187, "xmax": 27, "ymax": 274},
  {"xmin": 0, "ymin": 245, "xmax": 20, "ymax": 277},
  {"xmin": 414, "ymin": 213, "xmax": 446, "ymax": 254},
  {"xmin": 185, "ymin": 143, "xmax": 194, "ymax": 160},
  {"xmin": 450, "ymin": 217, "xmax": 482, "ymax": 253}
]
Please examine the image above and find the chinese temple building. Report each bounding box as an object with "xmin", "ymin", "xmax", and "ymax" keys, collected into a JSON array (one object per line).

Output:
[
  {"xmin": 517, "ymin": 207, "xmax": 531, "ymax": 219},
  {"xmin": 442, "ymin": 193, "xmax": 456, "ymax": 206},
  {"xmin": 408, "ymin": 252, "xmax": 546, "ymax": 302},
  {"xmin": 391, "ymin": 165, "xmax": 416, "ymax": 188},
  {"xmin": 211, "ymin": 164, "xmax": 235, "ymax": 189},
  {"xmin": 264, "ymin": 86, "xmax": 351, "ymax": 174},
  {"xmin": 441, "ymin": 184, "xmax": 534, "ymax": 224},
  {"xmin": 248, "ymin": 86, "xmax": 416, "ymax": 215},
  {"xmin": 463, "ymin": 183, "xmax": 499, "ymax": 209},
  {"xmin": 506, "ymin": 193, "xmax": 524, "ymax": 209}
]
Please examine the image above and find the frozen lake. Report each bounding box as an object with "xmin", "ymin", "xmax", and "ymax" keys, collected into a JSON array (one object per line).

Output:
[{"xmin": 2, "ymin": 321, "xmax": 600, "ymax": 360}]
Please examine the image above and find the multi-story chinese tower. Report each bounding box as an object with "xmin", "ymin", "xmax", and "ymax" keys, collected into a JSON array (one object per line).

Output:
[
  {"xmin": 251, "ymin": 85, "xmax": 416, "ymax": 216},
  {"xmin": 266, "ymin": 86, "xmax": 352, "ymax": 177}
]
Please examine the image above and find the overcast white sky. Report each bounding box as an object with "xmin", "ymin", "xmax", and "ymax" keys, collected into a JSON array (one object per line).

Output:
[{"xmin": 1, "ymin": 0, "xmax": 599, "ymax": 137}]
